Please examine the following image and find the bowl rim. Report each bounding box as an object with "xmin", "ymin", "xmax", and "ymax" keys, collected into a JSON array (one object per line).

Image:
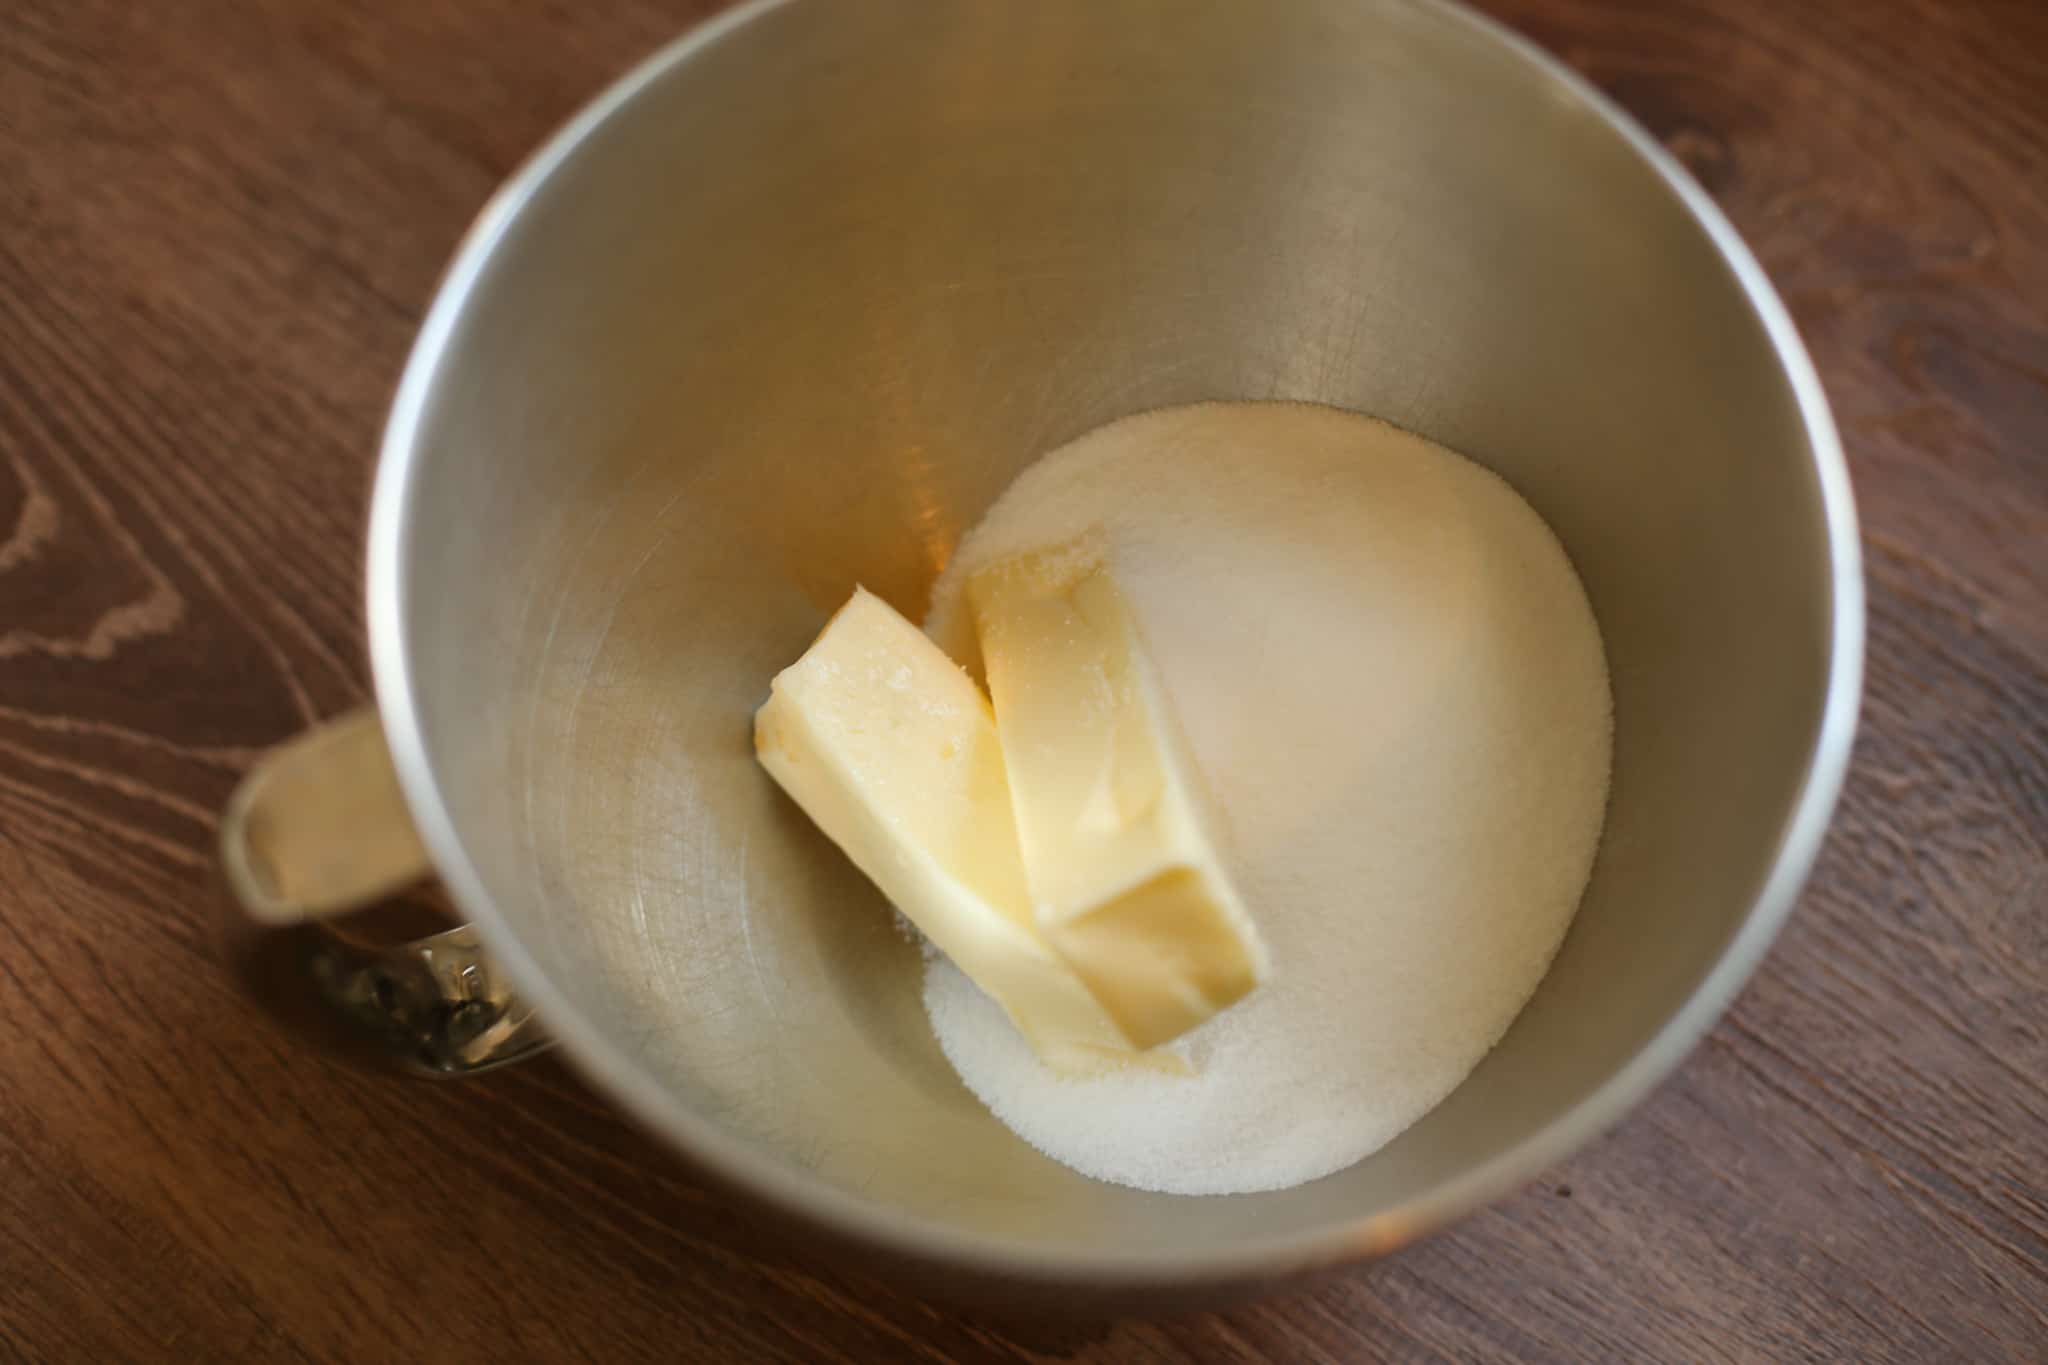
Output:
[{"xmin": 366, "ymin": 0, "xmax": 1865, "ymax": 1287}]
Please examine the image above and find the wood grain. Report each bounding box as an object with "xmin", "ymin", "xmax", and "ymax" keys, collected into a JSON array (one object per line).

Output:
[{"xmin": 1, "ymin": 0, "xmax": 2043, "ymax": 1359}]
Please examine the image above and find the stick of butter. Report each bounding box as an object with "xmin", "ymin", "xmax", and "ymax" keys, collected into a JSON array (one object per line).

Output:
[
  {"xmin": 753, "ymin": 588, "xmax": 1178, "ymax": 1074},
  {"xmin": 967, "ymin": 547, "xmax": 1269, "ymax": 1050}
]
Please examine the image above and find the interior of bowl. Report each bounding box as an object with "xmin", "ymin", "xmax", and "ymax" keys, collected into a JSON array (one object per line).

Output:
[{"xmin": 380, "ymin": 0, "xmax": 1844, "ymax": 1265}]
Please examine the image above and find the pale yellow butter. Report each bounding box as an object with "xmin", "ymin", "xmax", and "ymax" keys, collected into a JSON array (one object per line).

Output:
[
  {"xmin": 753, "ymin": 588, "xmax": 1179, "ymax": 1074},
  {"xmin": 968, "ymin": 548, "xmax": 1269, "ymax": 1050}
]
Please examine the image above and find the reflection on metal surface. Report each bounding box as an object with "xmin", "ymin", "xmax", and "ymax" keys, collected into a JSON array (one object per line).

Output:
[{"xmin": 311, "ymin": 922, "xmax": 550, "ymax": 1076}]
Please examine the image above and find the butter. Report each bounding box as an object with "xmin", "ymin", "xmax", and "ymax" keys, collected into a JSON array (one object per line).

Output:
[
  {"xmin": 967, "ymin": 548, "xmax": 1269, "ymax": 1050},
  {"xmin": 753, "ymin": 588, "xmax": 1178, "ymax": 1074}
]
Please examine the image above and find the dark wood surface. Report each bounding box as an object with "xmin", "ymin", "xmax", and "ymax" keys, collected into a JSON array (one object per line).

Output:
[{"xmin": 3, "ymin": 0, "xmax": 2043, "ymax": 1359}]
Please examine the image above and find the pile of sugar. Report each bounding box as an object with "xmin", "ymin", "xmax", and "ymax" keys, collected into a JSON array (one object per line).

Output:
[{"xmin": 920, "ymin": 401, "xmax": 1613, "ymax": 1197}]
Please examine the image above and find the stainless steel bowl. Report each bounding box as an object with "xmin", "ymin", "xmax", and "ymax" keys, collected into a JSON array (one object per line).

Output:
[{"xmin": 309, "ymin": 0, "xmax": 1857, "ymax": 1295}]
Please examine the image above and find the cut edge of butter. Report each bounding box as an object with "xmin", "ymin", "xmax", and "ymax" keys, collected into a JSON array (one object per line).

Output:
[
  {"xmin": 968, "ymin": 547, "xmax": 1270, "ymax": 1051},
  {"xmin": 752, "ymin": 587, "xmax": 1190, "ymax": 1077}
]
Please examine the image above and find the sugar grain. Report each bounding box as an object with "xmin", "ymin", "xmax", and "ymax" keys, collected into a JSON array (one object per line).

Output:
[{"xmin": 921, "ymin": 402, "xmax": 1613, "ymax": 1196}]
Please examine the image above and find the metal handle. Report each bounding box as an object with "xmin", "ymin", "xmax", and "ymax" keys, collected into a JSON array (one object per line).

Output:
[{"xmin": 220, "ymin": 707, "xmax": 550, "ymax": 1075}]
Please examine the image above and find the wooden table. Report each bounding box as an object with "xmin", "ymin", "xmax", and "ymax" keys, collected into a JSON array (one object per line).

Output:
[{"xmin": 3, "ymin": 0, "xmax": 2042, "ymax": 1359}]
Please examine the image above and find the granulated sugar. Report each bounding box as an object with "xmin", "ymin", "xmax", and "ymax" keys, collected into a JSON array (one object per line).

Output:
[{"xmin": 921, "ymin": 401, "xmax": 1613, "ymax": 1196}]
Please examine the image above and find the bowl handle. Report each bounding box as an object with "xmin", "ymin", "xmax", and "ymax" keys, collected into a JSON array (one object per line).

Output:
[{"xmin": 220, "ymin": 708, "xmax": 550, "ymax": 1076}]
